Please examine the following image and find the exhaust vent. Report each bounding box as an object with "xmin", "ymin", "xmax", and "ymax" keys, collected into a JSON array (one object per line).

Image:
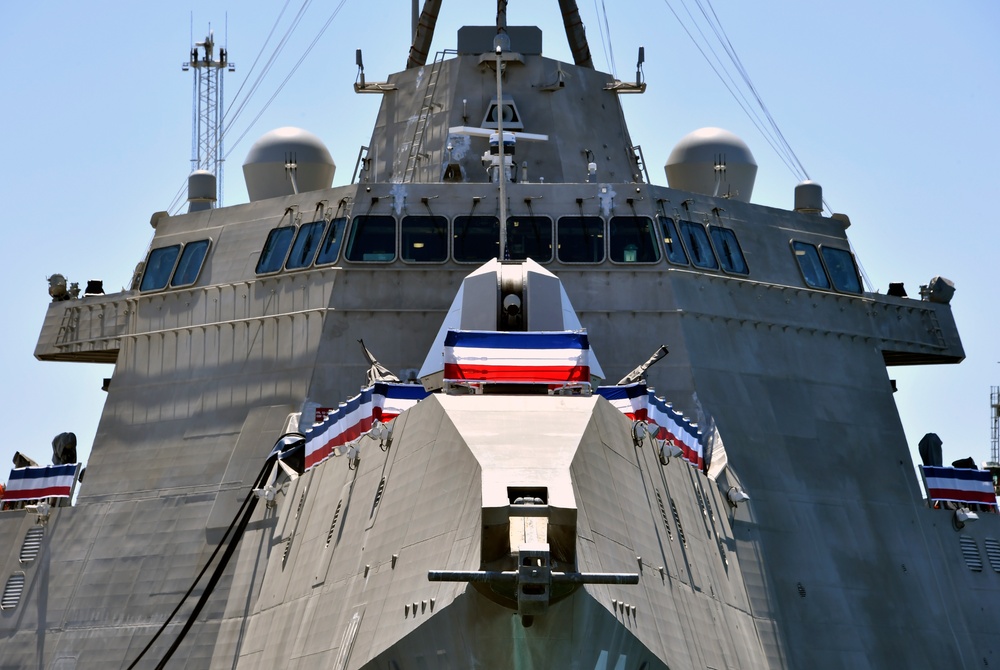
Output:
[
  {"xmin": 984, "ymin": 537, "xmax": 1000, "ymax": 573},
  {"xmin": 959, "ymin": 536, "xmax": 983, "ymax": 572},
  {"xmin": 19, "ymin": 526, "xmax": 44, "ymax": 565},
  {"xmin": 1, "ymin": 573, "xmax": 26, "ymax": 610}
]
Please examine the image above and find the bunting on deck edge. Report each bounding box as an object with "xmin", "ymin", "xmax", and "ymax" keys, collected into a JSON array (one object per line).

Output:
[
  {"xmin": 304, "ymin": 383, "xmax": 429, "ymax": 470},
  {"xmin": 921, "ymin": 465, "xmax": 997, "ymax": 506},
  {"xmin": 596, "ymin": 383, "xmax": 704, "ymax": 469},
  {"xmin": 4, "ymin": 463, "xmax": 78, "ymax": 501}
]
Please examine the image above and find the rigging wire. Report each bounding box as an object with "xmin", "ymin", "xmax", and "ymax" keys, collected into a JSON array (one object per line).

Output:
[
  {"xmin": 659, "ymin": 0, "xmax": 805, "ymax": 183},
  {"xmin": 599, "ymin": 0, "xmax": 617, "ymax": 77},
  {"xmin": 224, "ymin": 0, "xmax": 351, "ymax": 158},
  {"xmin": 696, "ymin": 0, "xmax": 810, "ymax": 180},
  {"xmin": 167, "ymin": 0, "xmax": 351, "ymax": 215},
  {"xmin": 591, "ymin": 0, "xmax": 613, "ymax": 74},
  {"xmin": 223, "ymin": 0, "xmax": 296, "ymax": 126},
  {"xmin": 658, "ymin": 0, "xmax": 873, "ymax": 290}
]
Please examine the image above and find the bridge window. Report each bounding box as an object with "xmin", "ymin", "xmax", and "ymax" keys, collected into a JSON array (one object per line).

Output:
[
  {"xmin": 658, "ymin": 216, "xmax": 689, "ymax": 265},
  {"xmin": 170, "ymin": 239, "xmax": 211, "ymax": 287},
  {"xmin": 506, "ymin": 216, "xmax": 552, "ymax": 262},
  {"xmin": 791, "ymin": 241, "xmax": 830, "ymax": 289},
  {"xmin": 454, "ymin": 216, "xmax": 500, "ymax": 263},
  {"xmin": 678, "ymin": 221, "xmax": 719, "ymax": 270},
  {"xmin": 557, "ymin": 216, "xmax": 604, "ymax": 263},
  {"xmin": 610, "ymin": 216, "xmax": 660, "ymax": 263},
  {"xmin": 256, "ymin": 227, "xmax": 295, "ymax": 274},
  {"xmin": 709, "ymin": 226, "xmax": 748, "ymax": 275},
  {"xmin": 315, "ymin": 217, "xmax": 348, "ymax": 265},
  {"xmin": 140, "ymin": 245, "xmax": 182, "ymax": 291},
  {"xmin": 346, "ymin": 215, "xmax": 396, "ymax": 262},
  {"xmin": 821, "ymin": 246, "xmax": 862, "ymax": 293},
  {"xmin": 285, "ymin": 220, "xmax": 327, "ymax": 270},
  {"xmin": 401, "ymin": 215, "xmax": 449, "ymax": 263}
]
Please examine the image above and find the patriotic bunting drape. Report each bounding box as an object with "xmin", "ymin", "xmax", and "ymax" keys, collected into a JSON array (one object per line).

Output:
[
  {"xmin": 920, "ymin": 465, "xmax": 997, "ymax": 506},
  {"xmin": 302, "ymin": 377, "xmax": 704, "ymax": 474},
  {"xmin": 4, "ymin": 463, "xmax": 79, "ymax": 501},
  {"xmin": 304, "ymin": 383, "xmax": 429, "ymax": 470},
  {"xmin": 443, "ymin": 330, "xmax": 590, "ymax": 384},
  {"xmin": 596, "ymin": 383, "xmax": 704, "ymax": 469}
]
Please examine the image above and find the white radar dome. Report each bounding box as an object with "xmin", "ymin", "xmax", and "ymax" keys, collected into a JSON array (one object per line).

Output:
[
  {"xmin": 243, "ymin": 127, "xmax": 336, "ymax": 202},
  {"xmin": 665, "ymin": 127, "xmax": 757, "ymax": 203}
]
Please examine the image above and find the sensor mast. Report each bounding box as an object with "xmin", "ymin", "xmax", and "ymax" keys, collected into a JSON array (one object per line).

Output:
[{"xmin": 183, "ymin": 28, "xmax": 234, "ymax": 205}]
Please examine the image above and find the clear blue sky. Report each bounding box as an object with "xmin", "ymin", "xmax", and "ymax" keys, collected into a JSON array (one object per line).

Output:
[{"xmin": 2, "ymin": 1, "xmax": 998, "ymax": 483}]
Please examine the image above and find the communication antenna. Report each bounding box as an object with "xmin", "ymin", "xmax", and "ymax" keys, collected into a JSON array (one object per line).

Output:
[
  {"xmin": 183, "ymin": 24, "xmax": 235, "ymax": 205},
  {"xmin": 988, "ymin": 386, "xmax": 1000, "ymax": 495}
]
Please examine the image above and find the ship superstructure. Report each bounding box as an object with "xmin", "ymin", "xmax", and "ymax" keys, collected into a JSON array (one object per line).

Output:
[{"xmin": 2, "ymin": 2, "xmax": 997, "ymax": 669}]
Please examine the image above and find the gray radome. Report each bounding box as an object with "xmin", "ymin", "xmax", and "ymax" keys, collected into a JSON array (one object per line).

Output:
[
  {"xmin": 243, "ymin": 127, "xmax": 336, "ymax": 202},
  {"xmin": 665, "ymin": 127, "xmax": 757, "ymax": 203},
  {"xmin": 188, "ymin": 170, "xmax": 217, "ymax": 212}
]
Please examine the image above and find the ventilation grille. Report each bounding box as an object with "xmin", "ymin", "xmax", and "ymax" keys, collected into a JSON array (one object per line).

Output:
[
  {"xmin": 19, "ymin": 526, "xmax": 45, "ymax": 564},
  {"xmin": 959, "ymin": 536, "xmax": 983, "ymax": 572},
  {"xmin": 984, "ymin": 538, "xmax": 1000, "ymax": 573},
  {"xmin": 654, "ymin": 490, "xmax": 672, "ymax": 540},
  {"xmin": 670, "ymin": 497, "xmax": 687, "ymax": 547},
  {"xmin": 703, "ymin": 491, "xmax": 716, "ymax": 523},
  {"xmin": 716, "ymin": 535, "xmax": 728, "ymax": 566},
  {"xmin": 295, "ymin": 489, "xmax": 308, "ymax": 519},
  {"xmin": 326, "ymin": 500, "xmax": 343, "ymax": 547},
  {"xmin": 695, "ymin": 486, "xmax": 707, "ymax": 519},
  {"xmin": 281, "ymin": 535, "xmax": 294, "ymax": 567},
  {"xmin": 371, "ymin": 477, "xmax": 387, "ymax": 517},
  {"xmin": 1, "ymin": 573, "xmax": 25, "ymax": 610}
]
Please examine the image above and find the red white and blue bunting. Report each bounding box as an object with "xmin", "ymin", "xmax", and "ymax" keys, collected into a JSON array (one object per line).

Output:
[
  {"xmin": 595, "ymin": 383, "xmax": 704, "ymax": 469},
  {"xmin": 301, "ymin": 377, "xmax": 705, "ymax": 474},
  {"xmin": 443, "ymin": 330, "xmax": 590, "ymax": 384},
  {"xmin": 304, "ymin": 383, "xmax": 429, "ymax": 470},
  {"xmin": 4, "ymin": 463, "xmax": 79, "ymax": 501},
  {"xmin": 920, "ymin": 465, "xmax": 997, "ymax": 506}
]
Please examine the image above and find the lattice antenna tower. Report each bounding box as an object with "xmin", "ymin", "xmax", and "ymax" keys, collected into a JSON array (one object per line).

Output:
[
  {"xmin": 989, "ymin": 386, "xmax": 1000, "ymax": 495},
  {"xmin": 183, "ymin": 26, "xmax": 234, "ymax": 205}
]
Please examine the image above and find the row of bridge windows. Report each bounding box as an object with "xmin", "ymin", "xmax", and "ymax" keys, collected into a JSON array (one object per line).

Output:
[
  {"xmin": 138, "ymin": 215, "xmax": 861, "ymax": 296},
  {"xmin": 253, "ymin": 214, "xmax": 750, "ymax": 274}
]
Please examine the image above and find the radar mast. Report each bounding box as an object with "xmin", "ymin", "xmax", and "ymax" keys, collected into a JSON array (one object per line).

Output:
[
  {"xmin": 989, "ymin": 386, "xmax": 1000, "ymax": 495},
  {"xmin": 182, "ymin": 26, "xmax": 234, "ymax": 205}
]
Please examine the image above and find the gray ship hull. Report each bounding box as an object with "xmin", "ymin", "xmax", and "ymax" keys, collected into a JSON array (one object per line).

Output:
[{"xmin": 3, "ymin": 4, "xmax": 997, "ymax": 669}]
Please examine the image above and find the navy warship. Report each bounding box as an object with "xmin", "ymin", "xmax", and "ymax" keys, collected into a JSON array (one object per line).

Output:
[{"xmin": 2, "ymin": 1, "xmax": 998, "ymax": 668}]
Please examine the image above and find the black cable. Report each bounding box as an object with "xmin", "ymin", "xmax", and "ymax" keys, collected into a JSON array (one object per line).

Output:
[
  {"xmin": 154, "ymin": 479, "xmax": 264, "ymax": 669},
  {"xmin": 125, "ymin": 456, "xmax": 273, "ymax": 669}
]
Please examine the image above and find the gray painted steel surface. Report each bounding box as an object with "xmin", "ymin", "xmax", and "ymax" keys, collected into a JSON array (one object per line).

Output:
[{"xmin": 2, "ymin": 6, "xmax": 993, "ymax": 670}]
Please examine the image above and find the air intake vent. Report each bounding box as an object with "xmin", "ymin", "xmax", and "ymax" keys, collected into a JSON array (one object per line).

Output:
[
  {"xmin": 695, "ymin": 486, "xmax": 707, "ymax": 519},
  {"xmin": 670, "ymin": 497, "xmax": 687, "ymax": 547},
  {"xmin": 959, "ymin": 536, "xmax": 983, "ymax": 572},
  {"xmin": 654, "ymin": 490, "xmax": 672, "ymax": 540},
  {"xmin": 703, "ymin": 492, "xmax": 716, "ymax": 523},
  {"xmin": 19, "ymin": 526, "xmax": 45, "ymax": 564},
  {"xmin": 326, "ymin": 500, "xmax": 343, "ymax": 547},
  {"xmin": 371, "ymin": 477, "xmax": 387, "ymax": 517},
  {"xmin": 295, "ymin": 489, "xmax": 308, "ymax": 519},
  {"xmin": 984, "ymin": 538, "xmax": 1000, "ymax": 573},
  {"xmin": 1, "ymin": 573, "xmax": 26, "ymax": 610},
  {"xmin": 717, "ymin": 535, "xmax": 728, "ymax": 566}
]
